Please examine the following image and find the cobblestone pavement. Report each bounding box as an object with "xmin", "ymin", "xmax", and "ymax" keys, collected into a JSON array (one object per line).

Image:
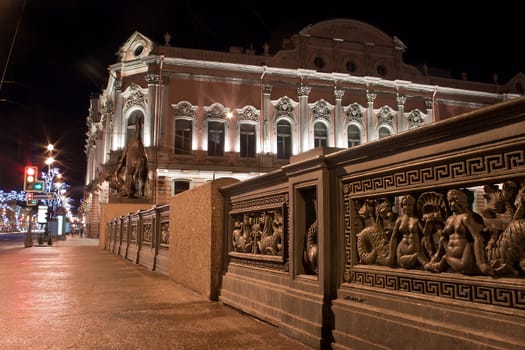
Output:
[{"xmin": 0, "ymin": 235, "xmax": 313, "ymax": 350}]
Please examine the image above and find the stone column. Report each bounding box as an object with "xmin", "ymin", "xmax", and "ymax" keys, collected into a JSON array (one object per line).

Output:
[
  {"xmin": 298, "ymin": 84, "xmax": 312, "ymax": 153},
  {"xmin": 366, "ymin": 91, "xmax": 377, "ymax": 142},
  {"xmin": 334, "ymin": 88, "xmax": 345, "ymax": 148},
  {"xmin": 425, "ymin": 98, "xmax": 434, "ymax": 124},
  {"xmin": 111, "ymin": 79, "xmax": 123, "ymax": 150},
  {"xmin": 396, "ymin": 94, "xmax": 406, "ymax": 133},
  {"xmin": 262, "ymin": 84, "xmax": 272, "ymax": 154},
  {"xmin": 145, "ymin": 72, "xmax": 163, "ymax": 148}
]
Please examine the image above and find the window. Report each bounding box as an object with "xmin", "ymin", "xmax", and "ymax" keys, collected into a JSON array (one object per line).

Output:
[
  {"xmin": 126, "ymin": 111, "xmax": 144, "ymax": 144},
  {"xmin": 313, "ymin": 122, "xmax": 327, "ymax": 147},
  {"xmin": 173, "ymin": 180, "xmax": 190, "ymax": 195},
  {"xmin": 378, "ymin": 126, "xmax": 391, "ymax": 139},
  {"xmin": 313, "ymin": 56, "xmax": 325, "ymax": 69},
  {"xmin": 240, "ymin": 123, "xmax": 256, "ymax": 158},
  {"xmin": 377, "ymin": 64, "xmax": 387, "ymax": 77},
  {"xmin": 207, "ymin": 121, "xmax": 224, "ymax": 156},
  {"xmin": 174, "ymin": 119, "xmax": 192, "ymax": 155},
  {"xmin": 346, "ymin": 60, "xmax": 357, "ymax": 73},
  {"xmin": 347, "ymin": 125, "xmax": 361, "ymax": 147},
  {"xmin": 276, "ymin": 120, "xmax": 292, "ymax": 159}
]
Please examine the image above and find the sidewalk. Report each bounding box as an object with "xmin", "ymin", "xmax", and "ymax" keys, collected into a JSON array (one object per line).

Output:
[{"xmin": 0, "ymin": 235, "xmax": 313, "ymax": 350}]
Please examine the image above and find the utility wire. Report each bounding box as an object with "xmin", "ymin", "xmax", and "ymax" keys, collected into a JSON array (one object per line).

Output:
[{"xmin": 0, "ymin": 0, "xmax": 26, "ymax": 94}]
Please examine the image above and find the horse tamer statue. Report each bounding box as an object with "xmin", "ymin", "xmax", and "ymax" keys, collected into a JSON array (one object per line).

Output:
[{"xmin": 115, "ymin": 117, "xmax": 149, "ymax": 198}]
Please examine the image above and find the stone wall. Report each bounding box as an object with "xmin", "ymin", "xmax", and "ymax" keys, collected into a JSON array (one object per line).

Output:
[
  {"xmin": 169, "ymin": 178, "xmax": 239, "ymax": 300},
  {"xmin": 100, "ymin": 203, "xmax": 151, "ymax": 249},
  {"xmin": 219, "ymin": 96, "xmax": 525, "ymax": 350}
]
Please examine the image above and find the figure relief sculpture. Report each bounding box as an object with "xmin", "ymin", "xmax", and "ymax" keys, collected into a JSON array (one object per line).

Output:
[
  {"xmin": 393, "ymin": 194, "xmax": 428, "ymax": 268},
  {"xmin": 232, "ymin": 210, "xmax": 284, "ymax": 256},
  {"xmin": 354, "ymin": 183, "xmax": 525, "ymax": 278},
  {"xmin": 485, "ymin": 181, "xmax": 525, "ymax": 276},
  {"xmin": 356, "ymin": 198, "xmax": 398, "ymax": 266},
  {"xmin": 258, "ymin": 210, "xmax": 284, "ymax": 255},
  {"xmin": 425, "ymin": 189, "xmax": 493, "ymax": 275},
  {"xmin": 115, "ymin": 117, "xmax": 149, "ymax": 198},
  {"xmin": 304, "ymin": 217, "xmax": 318, "ymax": 274},
  {"xmin": 232, "ymin": 214, "xmax": 254, "ymax": 253}
]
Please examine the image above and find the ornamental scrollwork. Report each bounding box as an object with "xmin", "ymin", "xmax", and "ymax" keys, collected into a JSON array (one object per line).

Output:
[
  {"xmin": 172, "ymin": 101, "xmax": 197, "ymax": 119},
  {"xmin": 407, "ymin": 109, "xmax": 425, "ymax": 128},
  {"xmin": 344, "ymin": 103, "xmax": 364, "ymax": 126},
  {"xmin": 311, "ymin": 99, "xmax": 332, "ymax": 122},
  {"xmin": 123, "ymin": 84, "xmax": 147, "ymax": 111},
  {"xmin": 376, "ymin": 106, "xmax": 395, "ymax": 126},
  {"xmin": 204, "ymin": 103, "xmax": 227, "ymax": 120},
  {"xmin": 273, "ymin": 96, "xmax": 297, "ymax": 121},
  {"xmin": 238, "ymin": 106, "xmax": 259, "ymax": 122}
]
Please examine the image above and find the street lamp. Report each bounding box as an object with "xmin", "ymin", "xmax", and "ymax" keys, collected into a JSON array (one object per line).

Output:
[
  {"xmin": 42, "ymin": 143, "xmax": 57, "ymax": 246},
  {"xmin": 24, "ymin": 207, "xmax": 33, "ymax": 248}
]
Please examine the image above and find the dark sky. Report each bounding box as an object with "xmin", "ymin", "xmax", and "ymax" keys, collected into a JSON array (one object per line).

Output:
[{"xmin": 1, "ymin": 0, "xmax": 523, "ymax": 206}]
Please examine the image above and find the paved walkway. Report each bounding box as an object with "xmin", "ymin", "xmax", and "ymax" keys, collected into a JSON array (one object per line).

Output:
[{"xmin": 0, "ymin": 235, "xmax": 313, "ymax": 350}]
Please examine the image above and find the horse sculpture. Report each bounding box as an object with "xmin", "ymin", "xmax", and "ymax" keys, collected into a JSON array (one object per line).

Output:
[{"xmin": 115, "ymin": 117, "xmax": 149, "ymax": 198}]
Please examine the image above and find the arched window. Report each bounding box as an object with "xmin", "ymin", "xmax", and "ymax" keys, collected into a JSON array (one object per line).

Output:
[
  {"xmin": 126, "ymin": 110, "xmax": 144, "ymax": 144},
  {"xmin": 347, "ymin": 125, "xmax": 361, "ymax": 147},
  {"xmin": 239, "ymin": 123, "xmax": 256, "ymax": 158},
  {"xmin": 313, "ymin": 122, "xmax": 327, "ymax": 148},
  {"xmin": 276, "ymin": 120, "xmax": 292, "ymax": 160},
  {"xmin": 174, "ymin": 119, "xmax": 192, "ymax": 155},
  {"xmin": 378, "ymin": 126, "xmax": 391, "ymax": 139},
  {"xmin": 208, "ymin": 121, "xmax": 224, "ymax": 156}
]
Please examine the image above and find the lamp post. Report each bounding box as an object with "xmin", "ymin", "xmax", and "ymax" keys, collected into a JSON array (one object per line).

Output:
[
  {"xmin": 43, "ymin": 144, "xmax": 56, "ymax": 246},
  {"xmin": 24, "ymin": 207, "xmax": 33, "ymax": 247}
]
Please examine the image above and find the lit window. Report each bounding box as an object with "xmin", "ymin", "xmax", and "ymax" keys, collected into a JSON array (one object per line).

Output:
[
  {"xmin": 378, "ymin": 126, "xmax": 391, "ymax": 139},
  {"xmin": 240, "ymin": 123, "xmax": 256, "ymax": 158},
  {"xmin": 313, "ymin": 122, "xmax": 327, "ymax": 147},
  {"xmin": 208, "ymin": 121, "xmax": 224, "ymax": 156},
  {"xmin": 347, "ymin": 125, "xmax": 361, "ymax": 147},
  {"xmin": 174, "ymin": 119, "xmax": 192, "ymax": 155},
  {"xmin": 126, "ymin": 111, "xmax": 144, "ymax": 144},
  {"xmin": 276, "ymin": 120, "xmax": 292, "ymax": 159}
]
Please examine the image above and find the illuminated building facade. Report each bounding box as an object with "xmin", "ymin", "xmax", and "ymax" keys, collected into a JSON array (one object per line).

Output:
[{"xmin": 83, "ymin": 19, "xmax": 523, "ymax": 237}]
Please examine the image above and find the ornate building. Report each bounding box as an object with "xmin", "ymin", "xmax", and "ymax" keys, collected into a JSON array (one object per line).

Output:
[{"xmin": 83, "ymin": 19, "xmax": 523, "ymax": 237}]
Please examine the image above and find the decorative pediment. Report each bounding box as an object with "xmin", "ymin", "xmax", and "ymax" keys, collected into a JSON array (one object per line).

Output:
[
  {"xmin": 309, "ymin": 99, "xmax": 334, "ymax": 122},
  {"xmin": 118, "ymin": 31, "xmax": 154, "ymax": 62},
  {"xmin": 272, "ymin": 96, "xmax": 298, "ymax": 121},
  {"xmin": 344, "ymin": 103, "xmax": 365, "ymax": 126},
  {"xmin": 121, "ymin": 83, "xmax": 148, "ymax": 111},
  {"xmin": 376, "ymin": 105, "xmax": 395, "ymax": 126},
  {"xmin": 237, "ymin": 105, "xmax": 260, "ymax": 122},
  {"xmin": 172, "ymin": 101, "xmax": 197, "ymax": 119},
  {"xmin": 407, "ymin": 109, "xmax": 425, "ymax": 128},
  {"xmin": 204, "ymin": 103, "xmax": 228, "ymax": 120}
]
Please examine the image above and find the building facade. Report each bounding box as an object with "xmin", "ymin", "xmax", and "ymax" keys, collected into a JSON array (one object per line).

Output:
[{"xmin": 83, "ymin": 19, "xmax": 522, "ymax": 237}]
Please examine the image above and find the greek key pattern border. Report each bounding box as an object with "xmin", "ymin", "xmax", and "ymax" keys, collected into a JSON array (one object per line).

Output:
[
  {"xmin": 351, "ymin": 270, "xmax": 525, "ymax": 309},
  {"xmin": 344, "ymin": 149, "xmax": 524, "ymax": 196},
  {"xmin": 229, "ymin": 256, "xmax": 289, "ymax": 272},
  {"xmin": 230, "ymin": 193, "xmax": 288, "ymax": 213}
]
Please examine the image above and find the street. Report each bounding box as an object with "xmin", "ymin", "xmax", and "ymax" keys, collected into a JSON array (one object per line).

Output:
[{"xmin": 0, "ymin": 234, "xmax": 313, "ymax": 350}]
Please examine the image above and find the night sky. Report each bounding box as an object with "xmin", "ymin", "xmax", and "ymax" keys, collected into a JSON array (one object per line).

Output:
[{"xmin": 1, "ymin": 0, "xmax": 523, "ymax": 207}]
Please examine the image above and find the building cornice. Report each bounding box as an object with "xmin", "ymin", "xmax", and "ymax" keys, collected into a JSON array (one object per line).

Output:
[{"xmin": 157, "ymin": 56, "xmax": 509, "ymax": 101}]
